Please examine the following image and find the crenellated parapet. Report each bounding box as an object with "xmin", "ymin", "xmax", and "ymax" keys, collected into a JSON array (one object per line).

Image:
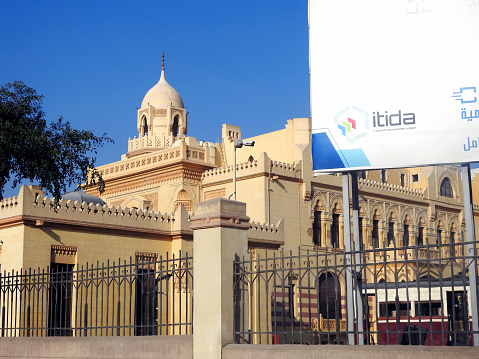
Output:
[
  {"xmin": 202, "ymin": 159, "xmax": 258, "ymax": 181},
  {"xmin": 0, "ymin": 195, "xmax": 21, "ymax": 220},
  {"xmin": 1, "ymin": 195, "xmax": 19, "ymax": 210},
  {"xmin": 270, "ymin": 159, "xmax": 301, "ymax": 178},
  {"xmin": 247, "ymin": 219, "xmax": 284, "ymax": 248},
  {"xmin": 2, "ymin": 186, "xmax": 285, "ymax": 248},
  {"xmin": 202, "ymin": 152, "xmax": 301, "ymax": 185},
  {"xmin": 1, "ymin": 185, "xmax": 187, "ymax": 234},
  {"xmin": 359, "ymin": 178, "xmax": 424, "ymax": 197}
]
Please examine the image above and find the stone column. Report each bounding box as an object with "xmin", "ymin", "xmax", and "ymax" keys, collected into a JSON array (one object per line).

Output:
[{"xmin": 190, "ymin": 198, "xmax": 249, "ymax": 359}]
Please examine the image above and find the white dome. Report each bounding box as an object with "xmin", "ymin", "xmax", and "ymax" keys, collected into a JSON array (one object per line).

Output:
[{"xmin": 141, "ymin": 69, "xmax": 184, "ymax": 109}]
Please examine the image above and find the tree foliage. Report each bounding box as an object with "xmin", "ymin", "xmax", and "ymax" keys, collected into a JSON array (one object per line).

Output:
[{"xmin": 0, "ymin": 81, "xmax": 113, "ymax": 201}]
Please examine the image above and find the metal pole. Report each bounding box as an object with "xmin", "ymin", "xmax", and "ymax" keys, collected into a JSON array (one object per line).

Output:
[
  {"xmin": 342, "ymin": 173, "xmax": 355, "ymax": 344},
  {"xmin": 233, "ymin": 146, "xmax": 237, "ymax": 201},
  {"xmin": 351, "ymin": 172, "xmax": 364, "ymax": 345},
  {"xmin": 460, "ymin": 164, "xmax": 479, "ymax": 346}
]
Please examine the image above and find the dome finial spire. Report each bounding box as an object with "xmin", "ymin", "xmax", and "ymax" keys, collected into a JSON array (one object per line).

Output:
[{"xmin": 162, "ymin": 52, "xmax": 165, "ymax": 71}]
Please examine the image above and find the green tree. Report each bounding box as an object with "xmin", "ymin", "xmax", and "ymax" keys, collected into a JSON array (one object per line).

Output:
[{"xmin": 0, "ymin": 81, "xmax": 113, "ymax": 201}]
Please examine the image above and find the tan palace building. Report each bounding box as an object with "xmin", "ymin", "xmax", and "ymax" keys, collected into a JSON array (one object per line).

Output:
[{"xmin": 0, "ymin": 60, "xmax": 478, "ymax": 287}]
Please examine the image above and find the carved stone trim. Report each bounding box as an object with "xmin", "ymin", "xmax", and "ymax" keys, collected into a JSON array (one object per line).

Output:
[
  {"xmin": 136, "ymin": 252, "xmax": 158, "ymax": 269},
  {"xmin": 190, "ymin": 213, "xmax": 250, "ymax": 230},
  {"xmin": 51, "ymin": 245, "xmax": 77, "ymax": 257},
  {"xmin": 190, "ymin": 198, "xmax": 250, "ymax": 230},
  {"xmin": 135, "ymin": 251, "xmax": 158, "ymax": 262},
  {"xmin": 51, "ymin": 245, "xmax": 77, "ymax": 264}
]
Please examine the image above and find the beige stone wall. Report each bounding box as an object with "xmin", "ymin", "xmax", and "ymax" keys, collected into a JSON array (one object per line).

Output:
[
  {"xmin": 21, "ymin": 225, "xmax": 172, "ymax": 270},
  {"xmin": 0, "ymin": 225, "xmax": 25, "ymax": 273},
  {"xmin": 0, "ymin": 186, "xmax": 194, "ymax": 273},
  {"xmin": 221, "ymin": 119, "xmax": 310, "ymax": 166}
]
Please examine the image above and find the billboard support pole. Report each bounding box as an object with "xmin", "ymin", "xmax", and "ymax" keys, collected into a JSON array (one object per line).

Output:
[
  {"xmin": 351, "ymin": 172, "xmax": 364, "ymax": 345},
  {"xmin": 342, "ymin": 173, "xmax": 355, "ymax": 344},
  {"xmin": 460, "ymin": 164, "xmax": 479, "ymax": 346}
]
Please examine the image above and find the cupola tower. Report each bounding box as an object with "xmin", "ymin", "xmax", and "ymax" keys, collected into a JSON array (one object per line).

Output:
[{"xmin": 128, "ymin": 54, "xmax": 187, "ymax": 157}]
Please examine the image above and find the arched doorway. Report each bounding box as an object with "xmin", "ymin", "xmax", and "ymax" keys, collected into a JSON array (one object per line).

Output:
[{"xmin": 317, "ymin": 272, "xmax": 340, "ymax": 320}]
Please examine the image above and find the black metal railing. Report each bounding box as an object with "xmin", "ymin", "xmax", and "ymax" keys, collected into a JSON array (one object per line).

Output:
[
  {"xmin": 0, "ymin": 252, "xmax": 192, "ymax": 337},
  {"xmin": 234, "ymin": 239, "xmax": 479, "ymax": 346}
]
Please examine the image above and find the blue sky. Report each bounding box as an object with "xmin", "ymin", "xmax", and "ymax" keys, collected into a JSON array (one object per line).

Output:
[{"xmin": 0, "ymin": 1, "xmax": 310, "ymax": 198}]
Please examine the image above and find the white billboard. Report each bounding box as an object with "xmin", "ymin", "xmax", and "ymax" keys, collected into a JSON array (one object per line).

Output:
[{"xmin": 309, "ymin": 0, "xmax": 479, "ymax": 173}]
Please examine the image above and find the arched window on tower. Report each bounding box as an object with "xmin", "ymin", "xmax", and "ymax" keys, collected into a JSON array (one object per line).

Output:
[
  {"xmin": 141, "ymin": 116, "xmax": 148, "ymax": 136},
  {"xmin": 172, "ymin": 115, "xmax": 179, "ymax": 138},
  {"xmin": 440, "ymin": 177, "xmax": 453, "ymax": 198}
]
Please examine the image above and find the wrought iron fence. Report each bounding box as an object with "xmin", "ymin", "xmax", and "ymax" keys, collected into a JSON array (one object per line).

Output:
[
  {"xmin": 0, "ymin": 252, "xmax": 193, "ymax": 337},
  {"xmin": 234, "ymin": 239, "xmax": 479, "ymax": 346}
]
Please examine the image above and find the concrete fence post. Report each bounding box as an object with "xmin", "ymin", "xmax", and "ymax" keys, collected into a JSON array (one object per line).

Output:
[{"xmin": 190, "ymin": 198, "xmax": 249, "ymax": 359}]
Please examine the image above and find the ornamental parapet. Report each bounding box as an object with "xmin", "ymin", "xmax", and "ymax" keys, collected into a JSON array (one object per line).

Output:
[
  {"xmin": 0, "ymin": 185, "xmax": 180, "ymax": 233},
  {"xmin": 128, "ymin": 134, "xmax": 167, "ymax": 152},
  {"xmin": 202, "ymin": 152, "xmax": 301, "ymax": 185},
  {"xmin": 359, "ymin": 178, "xmax": 424, "ymax": 197},
  {"xmin": 0, "ymin": 196, "xmax": 19, "ymax": 211},
  {"xmin": 247, "ymin": 219, "xmax": 284, "ymax": 248},
  {"xmin": 366, "ymin": 247, "xmax": 440, "ymax": 263},
  {"xmin": 202, "ymin": 159, "xmax": 258, "ymax": 183},
  {"xmin": 97, "ymin": 142, "xmax": 207, "ymax": 180},
  {"xmin": 311, "ymin": 314, "xmax": 347, "ymax": 333}
]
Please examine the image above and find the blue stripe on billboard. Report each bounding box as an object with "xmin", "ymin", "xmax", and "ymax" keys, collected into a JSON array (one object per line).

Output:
[
  {"xmin": 340, "ymin": 149, "xmax": 371, "ymax": 168},
  {"xmin": 312, "ymin": 132, "xmax": 345, "ymax": 171}
]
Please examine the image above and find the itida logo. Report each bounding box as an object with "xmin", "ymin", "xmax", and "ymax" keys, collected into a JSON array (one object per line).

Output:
[{"xmin": 334, "ymin": 105, "xmax": 369, "ymax": 143}]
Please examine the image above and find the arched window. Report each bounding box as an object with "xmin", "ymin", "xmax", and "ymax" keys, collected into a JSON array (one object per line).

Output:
[
  {"xmin": 381, "ymin": 169, "xmax": 387, "ymax": 183},
  {"xmin": 318, "ymin": 272, "xmax": 340, "ymax": 320},
  {"xmin": 174, "ymin": 190, "xmax": 192, "ymax": 212},
  {"xmin": 416, "ymin": 218, "xmax": 425, "ymax": 246},
  {"xmin": 403, "ymin": 221, "xmax": 410, "ymax": 247},
  {"xmin": 359, "ymin": 215, "xmax": 364, "ymax": 250},
  {"xmin": 387, "ymin": 221, "xmax": 395, "ymax": 246},
  {"xmin": 313, "ymin": 210, "xmax": 321, "ymax": 246},
  {"xmin": 331, "ymin": 214, "xmax": 339, "ymax": 249},
  {"xmin": 449, "ymin": 226, "xmax": 456, "ymax": 258},
  {"xmin": 437, "ymin": 228, "xmax": 442, "ymax": 246},
  {"xmin": 141, "ymin": 116, "xmax": 148, "ymax": 136},
  {"xmin": 440, "ymin": 178, "xmax": 453, "ymax": 198},
  {"xmin": 172, "ymin": 115, "xmax": 179, "ymax": 137},
  {"xmin": 372, "ymin": 219, "xmax": 379, "ymax": 248}
]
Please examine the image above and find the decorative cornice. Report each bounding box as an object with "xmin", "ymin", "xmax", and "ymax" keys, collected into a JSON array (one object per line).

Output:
[
  {"xmin": 21, "ymin": 215, "xmax": 174, "ymax": 240},
  {"xmin": 95, "ymin": 163, "xmax": 207, "ymax": 198},
  {"xmin": 190, "ymin": 213, "xmax": 250, "ymax": 230},
  {"xmin": 52, "ymin": 245, "xmax": 77, "ymax": 257},
  {"xmin": 135, "ymin": 251, "xmax": 158, "ymax": 262},
  {"xmin": 0, "ymin": 215, "xmax": 23, "ymax": 229}
]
